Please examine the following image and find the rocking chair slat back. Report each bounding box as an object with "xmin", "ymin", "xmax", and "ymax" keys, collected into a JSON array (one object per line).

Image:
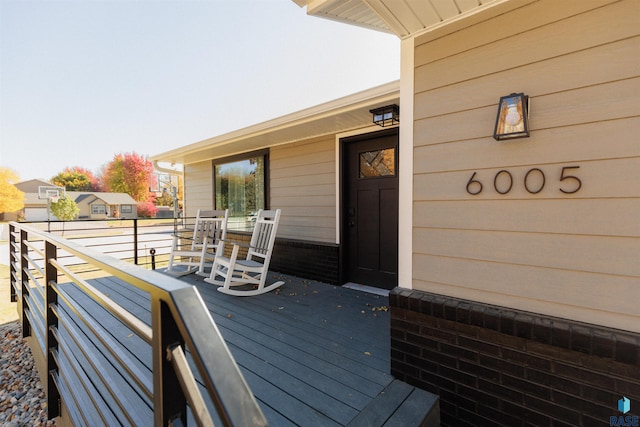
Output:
[
  {"xmin": 166, "ymin": 209, "xmax": 228, "ymax": 277},
  {"xmin": 248, "ymin": 211, "xmax": 279, "ymax": 261},
  {"xmin": 205, "ymin": 209, "xmax": 284, "ymax": 296}
]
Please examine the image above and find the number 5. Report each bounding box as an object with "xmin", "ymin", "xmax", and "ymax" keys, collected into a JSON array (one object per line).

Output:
[{"xmin": 559, "ymin": 166, "xmax": 582, "ymax": 194}]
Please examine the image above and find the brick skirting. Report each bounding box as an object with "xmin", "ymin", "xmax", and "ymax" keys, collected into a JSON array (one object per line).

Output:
[
  {"xmin": 226, "ymin": 232, "xmax": 340, "ymax": 285},
  {"xmin": 389, "ymin": 288, "xmax": 640, "ymax": 426}
]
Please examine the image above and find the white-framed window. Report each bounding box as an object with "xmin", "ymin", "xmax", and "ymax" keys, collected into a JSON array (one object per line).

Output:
[
  {"xmin": 121, "ymin": 205, "xmax": 133, "ymax": 214},
  {"xmin": 91, "ymin": 204, "xmax": 106, "ymax": 215},
  {"xmin": 214, "ymin": 150, "xmax": 267, "ymax": 231}
]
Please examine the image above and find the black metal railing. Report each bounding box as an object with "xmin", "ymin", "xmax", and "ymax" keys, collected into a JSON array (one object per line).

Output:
[
  {"xmin": 8, "ymin": 221, "xmax": 267, "ymax": 426},
  {"xmin": 17, "ymin": 217, "xmax": 180, "ymax": 270}
]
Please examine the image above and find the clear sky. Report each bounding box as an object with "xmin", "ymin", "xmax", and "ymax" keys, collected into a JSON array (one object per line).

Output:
[{"xmin": 0, "ymin": 0, "xmax": 399, "ymax": 182}]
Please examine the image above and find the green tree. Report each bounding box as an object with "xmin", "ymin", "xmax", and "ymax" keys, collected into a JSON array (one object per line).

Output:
[
  {"xmin": 100, "ymin": 152, "xmax": 157, "ymax": 202},
  {"xmin": 51, "ymin": 167, "xmax": 98, "ymax": 191},
  {"xmin": 50, "ymin": 197, "xmax": 79, "ymax": 235},
  {"xmin": 50, "ymin": 196, "xmax": 79, "ymax": 221},
  {"xmin": 0, "ymin": 167, "xmax": 24, "ymax": 219}
]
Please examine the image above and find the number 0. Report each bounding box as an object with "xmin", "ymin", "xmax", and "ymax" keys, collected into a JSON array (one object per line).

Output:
[
  {"xmin": 493, "ymin": 170, "xmax": 513, "ymax": 195},
  {"xmin": 524, "ymin": 168, "xmax": 545, "ymax": 194}
]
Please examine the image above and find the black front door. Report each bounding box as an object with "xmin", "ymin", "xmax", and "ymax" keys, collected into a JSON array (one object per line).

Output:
[{"xmin": 343, "ymin": 129, "xmax": 399, "ymax": 290}]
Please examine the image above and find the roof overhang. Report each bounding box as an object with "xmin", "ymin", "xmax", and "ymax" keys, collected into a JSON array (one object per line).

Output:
[
  {"xmin": 151, "ymin": 80, "xmax": 399, "ymax": 166},
  {"xmin": 293, "ymin": 0, "xmax": 533, "ymax": 39}
]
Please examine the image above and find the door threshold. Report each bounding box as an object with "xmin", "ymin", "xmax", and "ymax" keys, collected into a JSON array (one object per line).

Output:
[{"xmin": 343, "ymin": 282, "xmax": 390, "ymax": 297}]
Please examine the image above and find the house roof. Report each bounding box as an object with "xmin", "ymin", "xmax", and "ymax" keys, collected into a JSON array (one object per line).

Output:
[
  {"xmin": 293, "ymin": 0, "xmax": 535, "ymax": 39},
  {"xmin": 15, "ymin": 179, "xmax": 58, "ymax": 194},
  {"xmin": 68, "ymin": 192, "xmax": 137, "ymax": 205},
  {"xmin": 150, "ymin": 80, "xmax": 399, "ymax": 166}
]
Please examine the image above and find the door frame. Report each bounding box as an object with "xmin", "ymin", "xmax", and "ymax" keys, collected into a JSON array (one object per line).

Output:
[{"xmin": 338, "ymin": 126, "xmax": 400, "ymax": 286}]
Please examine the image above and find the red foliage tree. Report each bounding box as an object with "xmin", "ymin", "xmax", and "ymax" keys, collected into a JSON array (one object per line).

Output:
[
  {"xmin": 137, "ymin": 200, "xmax": 159, "ymax": 218},
  {"xmin": 100, "ymin": 152, "xmax": 157, "ymax": 202}
]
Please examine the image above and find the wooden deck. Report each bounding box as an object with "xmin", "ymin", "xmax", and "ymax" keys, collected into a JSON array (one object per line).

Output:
[{"xmin": 58, "ymin": 270, "xmax": 438, "ymax": 426}]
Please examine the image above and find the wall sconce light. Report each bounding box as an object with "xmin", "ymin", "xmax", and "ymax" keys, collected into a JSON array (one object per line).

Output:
[
  {"xmin": 370, "ymin": 104, "xmax": 399, "ymax": 127},
  {"xmin": 493, "ymin": 93, "xmax": 530, "ymax": 141}
]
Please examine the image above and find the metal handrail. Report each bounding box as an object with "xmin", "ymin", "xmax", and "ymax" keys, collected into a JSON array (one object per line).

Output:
[
  {"xmin": 8, "ymin": 221, "xmax": 267, "ymax": 427},
  {"xmin": 49, "ymin": 258, "xmax": 153, "ymax": 342}
]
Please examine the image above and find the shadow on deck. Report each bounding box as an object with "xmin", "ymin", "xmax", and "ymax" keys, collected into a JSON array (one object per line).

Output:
[{"xmin": 69, "ymin": 271, "xmax": 439, "ymax": 426}]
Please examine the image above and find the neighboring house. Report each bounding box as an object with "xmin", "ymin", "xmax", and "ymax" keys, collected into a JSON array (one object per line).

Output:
[
  {"xmin": 6, "ymin": 180, "xmax": 138, "ymax": 221},
  {"xmin": 71, "ymin": 192, "xmax": 138, "ymax": 219},
  {"xmin": 151, "ymin": 1, "xmax": 639, "ymax": 425},
  {"xmin": 11, "ymin": 179, "xmax": 64, "ymax": 221}
]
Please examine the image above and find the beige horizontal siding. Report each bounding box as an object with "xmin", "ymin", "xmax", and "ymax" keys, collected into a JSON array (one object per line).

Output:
[
  {"xmin": 415, "ymin": 37, "xmax": 639, "ymax": 122},
  {"xmin": 412, "ymin": 0, "xmax": 640, "ymax": 332},
  {"xmin": 271, "ymin": 173, "xmax": 334, "ymax": 188},
  {"xmin": 270, "ymin": 136, "xmax": 336, "ymax": 243},
  {"xmin": 181, "ymin": 137, "xmax": 337, "ymax": 243},
  {"xmin": 414, "ymin": 0, "xmax": 616, "ymax": 67},
  {"xmin": 413, "ymin": 228, "xmax": 640, "ymax": 278},
  {"xmin": 414, "ymin": 118, "xmax": 639, "ymax": 173},
  {"xmin": 414, "ymin": 0, "xmax": 635, "ymax": 92},
  {"xmin": 413, "ymin": 199, "xmax": 639, "ymax": 237},
  {"xmin": 184, "ymin": 162, "xmax": 213, "ymax": 218},
  {"xmin": 414, "ymin": 157, "xmax": 640, "ymax": 200},
  {"xmin": 415, "ymin": 75, "xmax": 640, "ymax": 146}
]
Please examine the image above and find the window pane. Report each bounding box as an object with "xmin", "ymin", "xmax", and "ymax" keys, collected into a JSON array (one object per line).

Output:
[
  {"xmin": 91, "ymin": 205, "xmax": 105, "ymax": 214},
  {"xmin": 215, "ymin": 156, "xmax": 265, "ymax": 230},
  {"xmin": 359, "ymin": 148, "xmax": 395, "ymax": 178}
]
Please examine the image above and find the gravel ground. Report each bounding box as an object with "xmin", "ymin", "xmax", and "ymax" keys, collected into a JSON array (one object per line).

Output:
[
  {"xmin": 1, "ymin": 256, "xmax": 55, "ymax": 427},
  {"xmin": 0, "ymin": 322, "xmax": 55, "ymax": 427}
]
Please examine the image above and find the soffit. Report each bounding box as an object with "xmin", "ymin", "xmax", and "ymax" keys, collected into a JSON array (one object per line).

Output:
[
  {"xmin": 294, "ymin": 0, "xmax": 515, "ymax": 39},
  {"xmin": 151, "ymin": 81, "xmax": 400, "ymax": 166}
]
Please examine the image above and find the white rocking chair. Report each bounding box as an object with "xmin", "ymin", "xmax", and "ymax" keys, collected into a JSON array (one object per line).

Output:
[
  {"xmin": 205, "ymin": 209, "xmax": 284, "ymax": 296},
  {"xmin": 165, "ymin": 209, "xmax": 228, "ymax": 277}
]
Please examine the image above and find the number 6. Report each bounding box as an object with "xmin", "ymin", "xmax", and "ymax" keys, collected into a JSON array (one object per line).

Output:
[
  {"xmin": 559, "ymin": 166, "xmax": 582, "ymax": 194},
  {"xmin": 466, "ymin": 172, "xmax": 483, "ymax": 195}
]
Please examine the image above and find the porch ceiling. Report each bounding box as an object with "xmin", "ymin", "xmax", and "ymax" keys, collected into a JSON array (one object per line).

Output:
[
  {"xmin": 150, "ymin": 80, "xmax": 399, "ymax": 167},
  {"xmin": 293, "ymin": 0, "xmax": 528, "ymax": 39}
]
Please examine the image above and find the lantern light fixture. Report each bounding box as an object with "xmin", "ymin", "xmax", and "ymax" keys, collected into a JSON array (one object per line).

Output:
[
  {"xmin": 493, "ymin": 93, "xmax": 530, "ymax": 141},
  {"xmin": 370, "ymin": 104, "xmax": 399, "ymax": 127}
]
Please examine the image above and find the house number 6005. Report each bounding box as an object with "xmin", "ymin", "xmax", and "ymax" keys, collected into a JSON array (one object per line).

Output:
[{"xmin": 466, "ymin": 166, "xmax": 582, "ymax": 195}]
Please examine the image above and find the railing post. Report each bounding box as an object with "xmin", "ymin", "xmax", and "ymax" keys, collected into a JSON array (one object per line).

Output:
[
  {"xmin": 20, "ymin": 230, "xmax": 31, "ymax": 337},
  {"xmin": 9, "ymin": 223, "xmax": 17, "ymax": 303},
  {"xmin": 152, "ymin": 298, "xmax": 187, "ymax": 426},
  {"xmin": 134, "ymin": 219, "xmax": 139, "ymax": 265},
  {"xmin": 45, "ymin": 240, "xmax": 61, "ymax": 419}
]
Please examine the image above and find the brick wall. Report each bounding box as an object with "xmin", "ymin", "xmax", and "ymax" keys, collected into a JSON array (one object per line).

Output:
[
  {"xmin": 226, "ymin": 232, "xmax": 340, "ymax": 285},
  {"xmin": 390, "ymin": 288, "xmax": 640, "ymax": 426}
]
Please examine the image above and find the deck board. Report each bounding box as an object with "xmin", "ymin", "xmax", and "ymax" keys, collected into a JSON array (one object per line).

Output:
[{"xmin": 59, "ymin": 270, "xmax": 437, "ymax": 426}]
